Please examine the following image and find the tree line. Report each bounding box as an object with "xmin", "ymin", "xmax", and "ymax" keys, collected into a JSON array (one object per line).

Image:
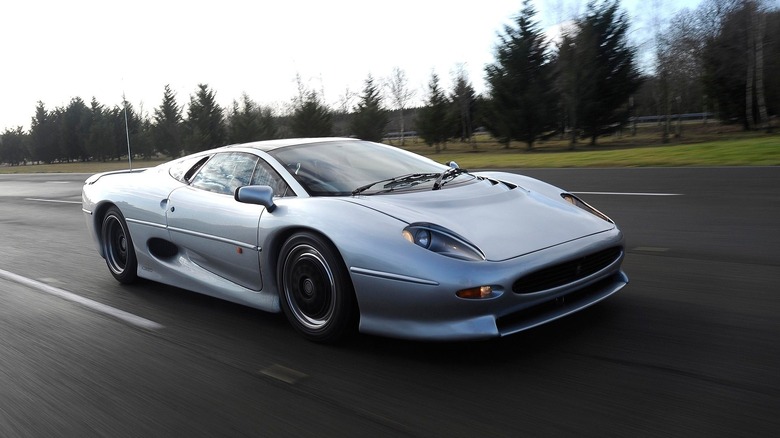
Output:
[{"xmin": 1, "ymin": 0, "xmax": 777, "ymax": 165}]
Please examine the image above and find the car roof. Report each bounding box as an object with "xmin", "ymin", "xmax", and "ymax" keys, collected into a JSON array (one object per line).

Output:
[{"xmin": 221, "ymin": 137, "xmax": 359, "ymax": 152}]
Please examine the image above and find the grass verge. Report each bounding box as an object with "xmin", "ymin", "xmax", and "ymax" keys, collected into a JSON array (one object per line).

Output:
[{"xmin": 416, "ymin": 136, "xmax": 780, "ymax": 168}]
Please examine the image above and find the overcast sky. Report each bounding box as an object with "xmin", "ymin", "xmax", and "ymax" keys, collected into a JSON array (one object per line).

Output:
[{"xmin": 2, "ymin": 0, "xmax": 697, "ymax": 131}]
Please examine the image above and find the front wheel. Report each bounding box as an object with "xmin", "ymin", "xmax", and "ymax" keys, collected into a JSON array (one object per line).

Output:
[
  {"xmin": 101, "ymin": 206, "xmax": 138, "ymax": 284},
  {"xmin": 278, "ymin": 232, "xmax": 357, "ymax": 342}
]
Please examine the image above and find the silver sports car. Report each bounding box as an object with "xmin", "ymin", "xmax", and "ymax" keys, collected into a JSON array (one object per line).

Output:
[{"xmin": 82, "ymin": 138, "xmax": 628, "ymax": 342}]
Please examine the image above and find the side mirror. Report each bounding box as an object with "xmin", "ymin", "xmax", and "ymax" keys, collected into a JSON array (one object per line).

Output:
[
  {"xmin": 235, "ymin": 185, "xmax": 277, "ymax": 212},
  {"xmin": 446, "ymin": 161, "xmax": 459, "ymax": 169}
]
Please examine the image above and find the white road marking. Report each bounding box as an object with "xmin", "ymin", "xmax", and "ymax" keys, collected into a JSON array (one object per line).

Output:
[
  {"xmin": 0, "ymin": 268, "xmax": 164, "ymax": 330},
  {"xmin": 573, "ymin": 191, "xmax": 683, "ymax": 196},
  {"xmin": 25, "ymin": 198, "xmax": 82, "ymax": 204},
  {"xmin": 260, "ymin": 364, "xmax": 308, "ymax": 384},
  {"xmin": 633, "ymin": 247, "xmax": 670, "ymax": 252}
]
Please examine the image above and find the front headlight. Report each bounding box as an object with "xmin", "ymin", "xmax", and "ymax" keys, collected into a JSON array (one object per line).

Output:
[
  {"xmin": 561, "ymin": 193, "xmax": 613, "ymax": 223},
  {"xmin": 402, "ymin": 228, "xmax": 431, "ymax": 248},
  {"xmin": 402, "ymin": 224, "xmax": 485, "ymax": 261}
]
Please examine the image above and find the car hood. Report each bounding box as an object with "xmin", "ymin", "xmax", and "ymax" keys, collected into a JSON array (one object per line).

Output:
[{"xmin": 346, "ymin": 179, "xmax": 615, "ymax": 261}]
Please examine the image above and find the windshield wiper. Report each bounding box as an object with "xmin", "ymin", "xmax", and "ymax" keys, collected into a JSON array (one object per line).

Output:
[
  {"xmin": 432, "ymin": 167, "xmax": 468, "ymax": 190},
  {"xmin": 352, "ymin": 173, "xmax": 440, "ymax": 196}
]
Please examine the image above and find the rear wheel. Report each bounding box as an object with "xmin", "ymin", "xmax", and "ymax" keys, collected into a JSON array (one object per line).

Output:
[
  {"xmin": 278, "ymin": 232, "xmax": 356, "ymax": 342},
  {"xmin": 101, "ymin": 206, "xmax": 138, "ymax": 284}
]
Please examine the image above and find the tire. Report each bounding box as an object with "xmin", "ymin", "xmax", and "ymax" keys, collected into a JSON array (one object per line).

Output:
[
  {"xmin": 101, "ymin": 206, "xmax": 138, "ymax": 284},
  {"xmin": 278, "ymin": 232, "xmax": 357, "ymax": 342}
]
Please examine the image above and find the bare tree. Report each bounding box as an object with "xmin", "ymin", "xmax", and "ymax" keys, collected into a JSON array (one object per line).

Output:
[
  {"xmin": 657, "ymin": 7, "xmax": 707, "ymax": 140},
  {"xmin": 695, "ymin": 0, "xmax": 741, "ymax": 38},
  {"xmin": 699, "ymin": 0, "xmax": 772, "ymax": 130},
  {"xmin": 753, "ymin": 1, "xmax": 770, "ymax": 131},
  {"xmin": 337, "ymin": 86, "xmax": 356, "ymax": 115},
  {"xmin": 386, "ymin": 67, "xmax": 416, "ymax": 145},
  {"xmin": 746, "ymin": 1, "xmax": 756, "ymax": 129}
]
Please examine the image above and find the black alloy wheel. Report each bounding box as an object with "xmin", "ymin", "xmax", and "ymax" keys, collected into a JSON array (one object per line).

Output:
[
  {"xmin": 101, "ymin": 206, "xmax": 138, "ymax": 284},
  {"xmin": 278, "ymin": 232, "xmax": 356, "ymax": 342}
]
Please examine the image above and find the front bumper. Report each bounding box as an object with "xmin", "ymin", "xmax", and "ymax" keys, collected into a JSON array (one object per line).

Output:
[{"xmin": 350, "ymin": 230, "xmax": 627, "ymax": 341}]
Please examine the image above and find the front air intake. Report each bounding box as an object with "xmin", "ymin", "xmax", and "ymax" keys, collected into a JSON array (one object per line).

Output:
[{"xmin": 512, "ymin": 247, "xmax": 623, "ymax": 294}]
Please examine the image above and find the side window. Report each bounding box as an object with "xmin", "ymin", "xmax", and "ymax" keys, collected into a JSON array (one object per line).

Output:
[
  {"xmin": 190, "ymin": 152, "xmax": 259, "ymax": 195},
  {"xmin": 251, "ymin": 160, "xmax": 292, "ymax": 197},
  {"xmin": 169, "ymin": 155, "xmax": 210, "ymax": 183}
]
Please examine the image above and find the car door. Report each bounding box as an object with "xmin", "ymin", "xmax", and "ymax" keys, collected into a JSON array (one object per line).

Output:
[{"xmin": 166, "ymin": 152, "xmax": 266, "ymax": 291}]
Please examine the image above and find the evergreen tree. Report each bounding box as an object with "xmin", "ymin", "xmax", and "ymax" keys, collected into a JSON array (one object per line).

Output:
[
  {"xmin": 60, "ymin": 97, "xmax": 91, "ymax": 161},
  {"xmin": 86, "ymin": 98, "xmax": 114, "ymax": 162},
  {"xmin": 255, "ymin": 106, "xmax": 278, "ymax": 140},
  {"xmin": 0, "ymin": 127, "xmax": 28, "ymax": 165},
  {"xmin": 29, "ymin": 101, "xmax": 58, "ymax": 163},
  {"xmin": 416, "ymin": 72, "xmax": 450, "ymax": 152},
  {"xmin": 485, "ymin": 0, "xmax": 556, "ymax": 150},
  {"xmin": 449, "ymin": 67, "xmax": 477, "ymax": 145},
  {"xmin": 290, "ymin": 90, "xmax": 332, "ymax": 137},
  {"xmin": 153, "ymin": 84, "xmax": 184, "ymax": 157},
  {"xmin": 228, "ymin": 93, "xmax": 277, "ymax": 143},
  {"xmin": 119, "ymin": 100, "xmax": 144, "ymax": 160},
  {"xmin": 567, "ymin": 0, "xmax": 642, "ymax": 146},
  {"xmin": 186, "ymin": 83, "xmax": 227, "ymax": 152},
  {"xmin": 556, "ymin": 31, "xmax": 589, "ymax": 148},
  {"xmin": 132, "ymin": 118, "xmax": 155, "ymax": 160},
  {"xmin": 106, "ymin": 107, "xmax": 125, "ymax": 160},
  {"xmin": 350, "ymin": 74, "xmax": 388, "ymax": 142}
]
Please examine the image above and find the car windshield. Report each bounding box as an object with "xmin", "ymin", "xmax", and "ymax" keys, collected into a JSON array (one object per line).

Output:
[{"xmin": 268, "ymin": 140, "xmax": 472, "ymax": 196}]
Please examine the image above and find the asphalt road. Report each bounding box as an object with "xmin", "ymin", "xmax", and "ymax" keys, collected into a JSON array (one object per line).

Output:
[{"xmin": 0, "ymin": 167, "xmax": 777, "ymax": 437}]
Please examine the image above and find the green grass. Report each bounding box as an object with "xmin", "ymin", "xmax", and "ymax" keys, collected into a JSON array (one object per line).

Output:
[
  {"xmin": 2, "ymin": 124, "xmax": 778, "ymax": 174},
  {"xmin": 0, "ymin": 159, "xmax": 168, "ymax": 174},
  {"xmin": 396, "ymin": 124, "xmax": 780, "ymax": 168},
  {"xmin": 414, "ymin": 136, "xmax": 780, "ymax": 168}
]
